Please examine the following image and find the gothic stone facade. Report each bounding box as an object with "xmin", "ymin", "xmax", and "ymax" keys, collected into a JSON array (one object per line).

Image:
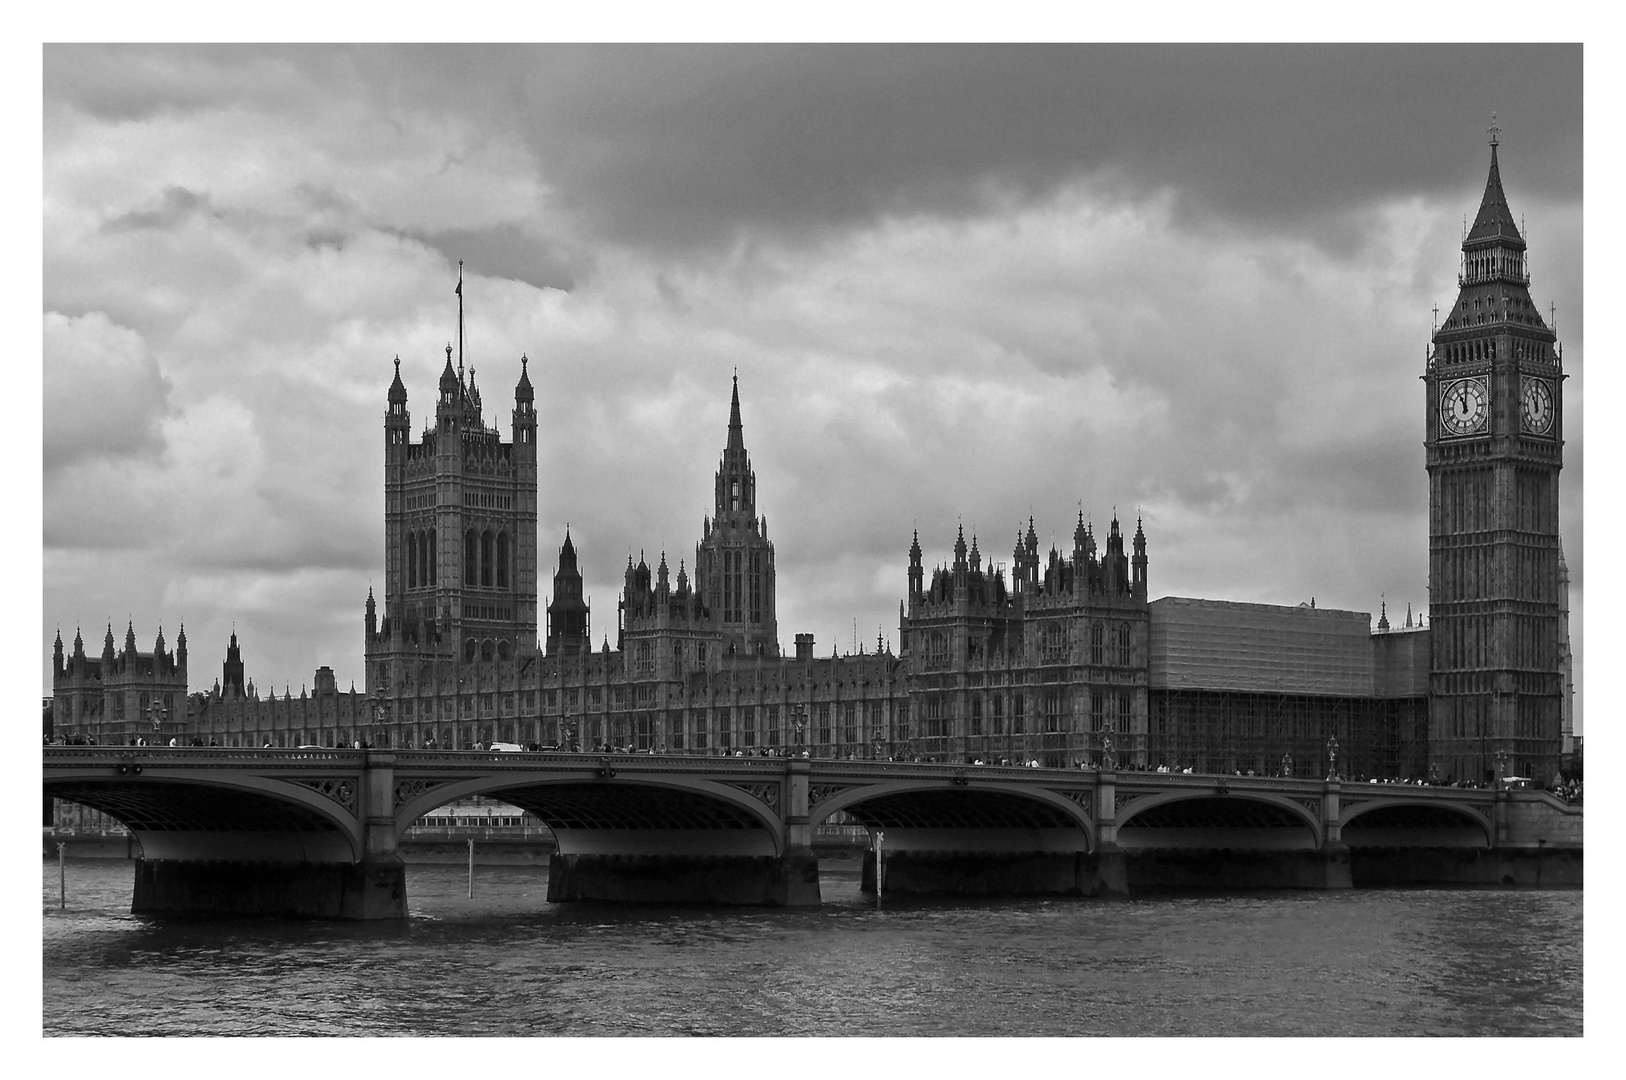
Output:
[{"xmin": 50, "ymin": 623, "xmax": 188, "ymax": 742}]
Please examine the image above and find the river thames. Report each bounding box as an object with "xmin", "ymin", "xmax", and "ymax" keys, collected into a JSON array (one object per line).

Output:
[{"xmin": 42, "ymin": 858, "xmax": 1580, "ymax": 1037}]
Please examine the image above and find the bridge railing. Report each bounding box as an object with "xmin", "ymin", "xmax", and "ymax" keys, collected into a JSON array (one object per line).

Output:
[{"xmin": 43, "ymin": 746, "xmax": 365, "ymax": 764}]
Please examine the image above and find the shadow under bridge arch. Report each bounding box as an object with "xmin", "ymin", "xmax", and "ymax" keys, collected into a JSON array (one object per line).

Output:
[
  {"xmin": 1340, "ymin": 799, "xmax": 1492, "ymax": 849},
  {"xmin": 1115, "ymin": 791, "xmax": 1323, "ymax": 851},
  {"xmin": 46, "ymin": 775, "xmax": 362, "ymax": 863},
  {"xmin": 814, "ymin": 781, "xmax": 1097, "ymax": 854},
  {"xmin": 398, "ymin": 774, "xmax": 786, "ymax": 858}
]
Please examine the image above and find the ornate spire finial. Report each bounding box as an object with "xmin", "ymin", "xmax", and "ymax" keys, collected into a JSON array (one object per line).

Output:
[{"xmin": 1489, "ymin": 112, "xmax": 1500, "ymax": 147}]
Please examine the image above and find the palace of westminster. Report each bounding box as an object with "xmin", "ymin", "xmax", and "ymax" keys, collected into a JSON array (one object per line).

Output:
[{"xmin": 50, "ymin": 135, "xmax": 1577, "ymax": 785}]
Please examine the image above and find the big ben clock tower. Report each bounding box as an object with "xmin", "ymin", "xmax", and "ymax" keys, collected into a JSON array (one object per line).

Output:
[{"xmin": 1425, "ymin": 121, "xmax": 1565, "ymax": 784}]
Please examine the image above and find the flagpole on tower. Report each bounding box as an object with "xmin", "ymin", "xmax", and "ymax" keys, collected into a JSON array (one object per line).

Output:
[{"xmin": 456, "ymin": 260, "xmax": 465, "ymax": 384}]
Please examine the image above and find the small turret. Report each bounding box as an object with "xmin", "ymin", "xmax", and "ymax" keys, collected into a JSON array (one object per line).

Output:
[
  {"xmin": 438, "ymin": 344, "xmax": 459, "ymax": 405},
  {"xmin": 1012, "ymin": 529, "xmax": 1026, "ymax": 597},
  {"xmin": 388, "ymin": 356, "xmax": 408, "ymax": 406},
  {"xmin": 908, "ymin": 529, "xmax": 924, "ymax": 602},
  {"xmin": 515, "ymin": 353, "xmax": 534, "ymax": 405},
  {"xmin": 1131, "ymin": 514, "xmax": 1148, "ymax": 597},
  {"xmin": 53, "ymin": 628, "xmax": 64, "ymax": 678}
]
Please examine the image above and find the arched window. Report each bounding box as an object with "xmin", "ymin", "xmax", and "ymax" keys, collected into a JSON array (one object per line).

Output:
[
  {"xmin": 481, "ymin": 639, "xmax": 495, "ymax": 661},
  {"xmin": 481, "ymin": 530, "xmax": 494, "ymax": 587},
  {"xmin": 465, "ymin": 530, "xmax": 478, "ymax": 586},
  {"xmin": 464, "ymin": 638, "xmax": 477, "ymax": 662},
  {"xmin": 496, "ymin": 532, "xmax": 509, "ymax": 589},
  {"xmin": 1090, "ymin": 622, "xmax": 1104, "ymax": 665},
  {"xmin": 427, "ymin": 529, "xmax": 436, "ymax": 586},
  {"xmin": 498, "ymin": 640, "xmax": 512, "ymax": 661},
  {"xmin": 1117, "ymin": 623, "xmax": 1131, "ymax": 666},
  {"xmin": 407, "ymin": 530, "xmax": 417, "ymax": 589}
]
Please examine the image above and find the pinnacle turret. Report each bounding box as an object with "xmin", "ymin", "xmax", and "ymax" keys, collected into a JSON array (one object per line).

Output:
[
  {"xmin": 439, "ymin": 344, "xmax": 459, "ymax": 398},
  {"xmin": 515, "ymin": 353, "xmax": 534, "ymax": 404}
]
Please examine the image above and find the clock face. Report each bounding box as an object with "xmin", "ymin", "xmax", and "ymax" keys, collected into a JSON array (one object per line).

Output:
[
  {"xmin": 1521, "ymin": 377, "xmax": 1554, "ymax": 435},
  {"xmin": 1440, "ymin": 378, "xmax": 1489, "ymax": 437}
]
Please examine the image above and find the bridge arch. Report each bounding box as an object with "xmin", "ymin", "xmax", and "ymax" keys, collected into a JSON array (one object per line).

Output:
[
  {"xmin": 394, "ymin": 771, "xmax": 787, "ymax": 855},
  {"xmin": 1115, "ymin": 789, "xmax": 1324, "ymax": 850},
  {"xmin": 1340, "ymin": 797, "xmax": 1492, "ymax": 848},
  {"xmin": 812, "ymin": 780, "xmax": 1097, "ymax": 852},
  {"xmin": 45, "ymin": 768, "xmax": 364, "ymax": 862}
]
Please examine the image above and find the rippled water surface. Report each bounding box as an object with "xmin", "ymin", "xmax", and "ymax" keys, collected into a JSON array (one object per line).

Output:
[{"xmin": 42, "ymin": 859, "xmax": 1581, "ymax": 1036}]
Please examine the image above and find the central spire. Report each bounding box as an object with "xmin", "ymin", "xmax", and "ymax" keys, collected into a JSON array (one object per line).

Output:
[
  {"xmin": 727, "ymin": 371, "xmax": 744, "ymax": 453},
  {"xmin": 1467, "ymin": 118, "xmax": 1524, "ymax": 248}
]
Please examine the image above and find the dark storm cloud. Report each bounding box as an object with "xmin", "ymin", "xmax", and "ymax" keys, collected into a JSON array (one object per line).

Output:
[
  {"xmin": 406, "ymin": 224, "xmax": 585, "ymax": 293},
  {"xmin": 51, "ymin": 44, "xmax": 1580, "ymax": 259},
  {"xmin": 359, "ymin": 43, "xmax": 1581, "ymax": 253}
]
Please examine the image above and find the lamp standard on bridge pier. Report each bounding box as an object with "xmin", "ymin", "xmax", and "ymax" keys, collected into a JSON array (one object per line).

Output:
[
  {"xmin": 370, "ymin": 689, "xmax": 392, "ymax": 749},
  {"xmin": 146, "ymin": 700, "xmax": 169, "ymax": 743},
  {"xmin": 792, "ymin": 706, "xmax": 806, "ymax": 758},
  {"xmin": 1325, "ymin": 735, "xmax": 1339, "ymax": 781},
  {"xmin": 1282, "ymin": 752, "xmax": 1293, "ymax": 779}
]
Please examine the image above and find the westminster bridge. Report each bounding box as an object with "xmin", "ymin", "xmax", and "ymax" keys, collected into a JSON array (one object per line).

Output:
[{"xmin": 42, "ymin": 747, "xmax": 1582, "ymax": 919}]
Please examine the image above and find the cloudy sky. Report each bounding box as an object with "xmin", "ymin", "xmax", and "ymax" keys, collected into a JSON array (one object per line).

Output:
[{"xmin": 40, "ymin": 44, "xmax": 1584, "ymax": 727}]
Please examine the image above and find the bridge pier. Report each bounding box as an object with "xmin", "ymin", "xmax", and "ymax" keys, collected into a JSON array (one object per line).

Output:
[
  {"xmin": 546, "ymin": 850, "xmax": 819, "ymax": 906},
  {"xmin": 1319, "ymin": 781, "xmax": 1352, "ymax": 889},
  {"xmin": 131, "ymin": 856, "xmax": 406, "ymax": 919}
]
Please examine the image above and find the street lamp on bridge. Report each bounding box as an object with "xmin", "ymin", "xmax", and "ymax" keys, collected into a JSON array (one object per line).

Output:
[
  {"xmin": 1325, "ymin": 735, "xmax": 1339, "ymax": 781},
  {"xmin": 370, "ymin": 690, "xmax": 392, "ymax": 749},
  {"xmin": 147, "ymin": 700, "xmax": 168, "ymax": 739}
]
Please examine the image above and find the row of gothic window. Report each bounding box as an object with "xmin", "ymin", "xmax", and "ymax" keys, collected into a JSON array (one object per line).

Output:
[
  {"xmin": 923, "ymin": 621, "xmax": 1134, "ymax": 669},
  {"xmin": 463, "ymin": 638, "xmax": 515, "ymax": 662},
  {"xmin": 719, "ymin": 548, "xmax": 768, "ymax": 624},
  {"xmin": 918, "ymin": 690, "xmax": 1133, "ymax": 737},
  {"xmin": 405, "ymin": 528, "xmax": 511, "ymax": 590}
]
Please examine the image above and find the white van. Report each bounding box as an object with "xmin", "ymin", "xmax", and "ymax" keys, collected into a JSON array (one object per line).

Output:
[{"xmin": 488, "ymin": 742, "xmax": 525, "ymax": 753}]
